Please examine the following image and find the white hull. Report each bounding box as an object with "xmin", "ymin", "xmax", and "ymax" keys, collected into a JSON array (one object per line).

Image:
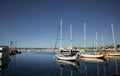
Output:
[
  {"xmin": 105, "ymin": 56, "xmax": 120, "ymax": 59},
  {"xmin": 81, "ymin": 53, "xmax": 104, "ymax": 58},
  {"xmin": 0, "ymin": 53, "xmax": 2, "ymax": 59},
  {"xmin": 56, "ymin": 54, "xmax": 78, "ymax": 61},
  {"xmin": 109, "ymin": 52, "xmax": 120, "ymax": 56}
]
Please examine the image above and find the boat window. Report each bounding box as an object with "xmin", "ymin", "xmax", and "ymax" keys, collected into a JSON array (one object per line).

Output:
[
  {"xmin": 3, "ymin": 48, "xmax": 8, "ymax": 52},
  {"xmin": 0, "ymin": 48, "xmax": 2, "ymax": 50}
]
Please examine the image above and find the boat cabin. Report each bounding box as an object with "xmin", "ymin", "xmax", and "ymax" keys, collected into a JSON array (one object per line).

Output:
[{"xmin": 0, "ymin": 46, "xmax": 10, "ymax": 59}]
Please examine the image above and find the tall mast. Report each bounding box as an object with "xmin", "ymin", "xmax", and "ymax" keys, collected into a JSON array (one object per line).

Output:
[
  {"xmin": 70, "ymin": 24, "xmax": 72, "ymax": 49},
  {"xmin": 111, "ymin": 23, "xmax": 116, "ymax": 50},
  {"xmin": 60, "ymin": 19, "xmax": 63, "ymax": 50},
  {"xmin": 84, "ymin": 22, "xmax": 86, "ymax": 49},
  {"xmin": 101, "ymin": 35, "xmax": 104, "ymax": 50},
  {"xmin": 96, "ymin": 32, "xmax": 98, "ymax": 49}
]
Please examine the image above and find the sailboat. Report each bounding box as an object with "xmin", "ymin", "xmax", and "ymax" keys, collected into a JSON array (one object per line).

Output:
[
  {"xmin": 55, "ymin": 19, "xmax": 79, "ymax": 61},
  {"xmin": 80, "ymin": 22, "xmax": 105, "ymax": 58},
  {"xmin": 109, "ymin": 23, "xmax": 120, "ymax": 56}
]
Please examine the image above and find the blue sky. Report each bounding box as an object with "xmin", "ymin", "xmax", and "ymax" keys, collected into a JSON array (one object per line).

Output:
[{"xmin": 0, "ymin": 0, "xmax": 120, "ymax": 48}]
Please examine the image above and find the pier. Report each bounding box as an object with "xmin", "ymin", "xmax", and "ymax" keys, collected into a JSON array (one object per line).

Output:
[{"xmin": 10, "ymin": 48, "xmax": 59, "ymax": 52}]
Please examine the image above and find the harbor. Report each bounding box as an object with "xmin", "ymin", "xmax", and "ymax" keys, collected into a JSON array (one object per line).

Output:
[
  {"xmin": 1, "ymin": 0, "xmax": 120, "ymax": 76},
  {"xmin": 0, "ymin": 50, "xmax": 120, "ymax": 76}
]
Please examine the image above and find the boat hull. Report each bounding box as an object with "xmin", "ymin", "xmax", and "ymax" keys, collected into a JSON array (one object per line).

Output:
[
  {"xmin": 0, "ymin": 53, "xmax": 2, "ymax": 59},
  {"xmin": 109, "ymin": 52, "xmax": 120, "ymax": 56},
  {"xmin": 56, "ymin": 54, "xmax": 78, "ymax": 61},
  {"xmin": 81, "ymin": 53, "xmax": 104, "ymax": 58}
]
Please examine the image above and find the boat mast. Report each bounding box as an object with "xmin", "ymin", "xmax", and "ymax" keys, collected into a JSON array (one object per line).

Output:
[
  {"xmin": 84, "ymin": 22, "xmax": 86, "ymax": 49},
  {"xmin": 96, "ymin": 32, "xmax": 98, "ymax": 50},
  {"xmin": 70, "ymin": 24, "xmax": 72, "ymax": 49},
  {"xmin": 60, "ymin": 19, "xmax": 63, "ymax": 50},
  {"xmin": 101, "ymin": 35, "xmax": 104, "ymax": 50},
  {"xmin": 111, "ymin": 23, "xmax": 116, "ymax": 51}
]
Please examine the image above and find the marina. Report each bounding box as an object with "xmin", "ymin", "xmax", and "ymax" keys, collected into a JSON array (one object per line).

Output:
[
  {"xmin": 0, "ymin": 0, "xmax": 120, "ymax": 76},
  {"xmin": 0, "ymin": 50, "xmax": 120, "ymax": 76}
]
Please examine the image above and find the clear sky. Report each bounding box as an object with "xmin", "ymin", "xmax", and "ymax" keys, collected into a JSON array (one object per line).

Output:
[{"xmin": 0, "ymin": 0, "xmax": 120, "ymax": 48}]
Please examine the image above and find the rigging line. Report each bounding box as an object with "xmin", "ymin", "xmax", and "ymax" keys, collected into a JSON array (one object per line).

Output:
[{"xmin": 114, "ymin": 25, "xmax": 120, "ymax": 38}]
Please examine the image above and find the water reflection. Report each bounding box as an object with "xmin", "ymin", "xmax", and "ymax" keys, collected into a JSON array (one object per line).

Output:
[
  {"xmin": 80, "ymin": 58, "xmax": 105, "ymax": 63},
  {"xmin": 55, "ymin": 57, "xmax": 120, "ymax": 76},
  {"xmin": 56, "ymin": 60, "xmax": 80, "ymax": 70},
  {"xmin": 79, "ymin": 58, "xmax": 105, "ymax": 76},
  {"xmin": 56, "ymin": 60, "xmax": 81, "ymax": 76},
  {"xmin": 113, "ymin": 59, "xmax": 120, "ymax": 76},
  {"xmin": 0, "ymin": 51, "xmax": 120, "ymax": 76},
  {"xmin": 81, "ymin": 57, "xmax": 120, "ymax": 76},
  {"xmin": 0, "ymin": 58, "xmax": 11, "ymax": 72},
  {"xmin": 105, "ymin": 56, "xmax": 120, "ymax": 76}
]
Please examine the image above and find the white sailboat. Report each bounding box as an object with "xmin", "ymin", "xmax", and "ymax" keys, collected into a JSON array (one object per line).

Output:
[
  {"xmin": 56, "ymin": 54, "xmax": 78, "ymax": 61},
  {"xmin": 81, "ymin": 53, "xmax": 104, "ymax": 58},
  {"xmin": 55, "ymin": 19, "xmax": 78, "ymax": 61},
  {"xmin": 80, "ymin": 22, "xmax": 104, "ymax": 58},
  {"xmin": 109, "ymin": 23, "xmax": 120, "ymax": 56}
]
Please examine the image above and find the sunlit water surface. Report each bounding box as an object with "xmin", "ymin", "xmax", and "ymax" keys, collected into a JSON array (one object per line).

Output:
[{"xmin": 0, "ymin": 51, "xmax": 120, "ymax": 76}]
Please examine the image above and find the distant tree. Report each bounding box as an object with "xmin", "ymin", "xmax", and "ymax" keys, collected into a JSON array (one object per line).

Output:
[
  {"xmin": 117, "ymin": 44, "xmax": 120, "ymax": 48},
  {"xmin": 73, "ymin": 47, "xmax": 77, "ymax": 49}
]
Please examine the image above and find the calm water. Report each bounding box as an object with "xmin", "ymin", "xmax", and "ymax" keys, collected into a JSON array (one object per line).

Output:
[{"xmin": 0, "ymin": 51, "xmax": 120, "ymax": 76}]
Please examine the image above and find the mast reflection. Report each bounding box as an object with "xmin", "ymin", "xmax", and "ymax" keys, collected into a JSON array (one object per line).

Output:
[{"xmin": 0, "ymin": 58, "xmax": 11, "ymax": 72}]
